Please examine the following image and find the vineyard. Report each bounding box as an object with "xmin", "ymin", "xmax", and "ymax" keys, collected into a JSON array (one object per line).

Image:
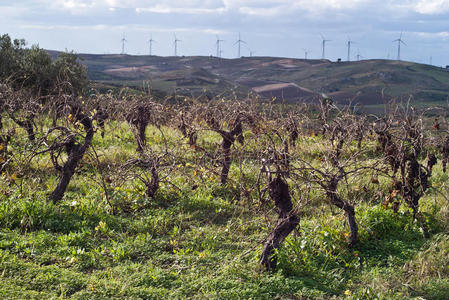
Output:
[
  {"xmin": 0, "ymin": 33, "xmax": 448, "ymax": 299},
  {"xmin": 1, "ymin": 80, "xmax": 449, "ymax": 299}
]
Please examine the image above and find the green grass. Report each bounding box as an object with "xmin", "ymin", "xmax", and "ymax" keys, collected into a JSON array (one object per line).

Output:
[{"xmin": 1, "ymin": 118, "xmax": 449, "ymax": 299}]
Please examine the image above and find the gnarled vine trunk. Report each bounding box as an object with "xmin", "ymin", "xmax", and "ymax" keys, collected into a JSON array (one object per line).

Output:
[
  {"xmin": 326, "ymin": 191, "xmax": 358, "ymax": 247},
  {"xmin": 220, "ymin": 133, "xmax": 234, "ymax": 184},
  {"xmin": 10, "ymin": 115, "xmax": 35, "ymax": 142},
  {"xmin": 260, "ymin": 175, "xmax": 300, "ymax": 271},
  {"xmin": 48, "ymin": 111, "xmax": 93, "ymax": 203},
  {"xmin": 260, "ymin": 214, "xmax": 300, "ymax": 271}
]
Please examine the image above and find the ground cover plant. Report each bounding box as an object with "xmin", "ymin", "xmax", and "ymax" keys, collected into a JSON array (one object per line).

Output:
[{"xmin": 1, "ymin": 37, "xmax": 449, "ymax": 299}]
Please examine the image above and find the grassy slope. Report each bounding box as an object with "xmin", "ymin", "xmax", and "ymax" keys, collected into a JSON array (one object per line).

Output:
[
  {"xmin": 1, "ymin": 120, "xmax": 449, "ymax": 299},
  {"xmin": 61, "ymin": 51, "xmax": 449, "ymax": 105}
]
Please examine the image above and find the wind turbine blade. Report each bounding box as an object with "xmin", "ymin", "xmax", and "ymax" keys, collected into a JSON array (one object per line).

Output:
[
  {"xmin": 401, "ymin": 40, "xmax": 407, "ymax": 46},
  {"xmin": 320, "ymin": 33, "xmax": 325, "ymax": 40}
]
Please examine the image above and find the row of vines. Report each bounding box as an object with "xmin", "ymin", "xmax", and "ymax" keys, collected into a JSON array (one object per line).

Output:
[{"xmin": 1, "ymin": 82, "xmax": 449, "ymax": 271}]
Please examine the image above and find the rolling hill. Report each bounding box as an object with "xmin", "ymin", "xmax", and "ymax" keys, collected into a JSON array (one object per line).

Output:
[{"xmin": 49, "ymin": 51, "xmax": 449, "ymax": 105}]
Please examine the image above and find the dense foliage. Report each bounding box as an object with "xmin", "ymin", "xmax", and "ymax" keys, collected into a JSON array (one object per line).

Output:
[{"xmin": 0, "ymin": 34, "xmax": 87, "ymax": 95}]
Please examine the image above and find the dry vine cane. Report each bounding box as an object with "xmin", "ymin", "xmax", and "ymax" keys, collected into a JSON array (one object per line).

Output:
[
  {"xmin": 32, "ymin": 96, "xmax": 94, "ymax": 203},
  {"xmin": 441, "ymin": 134, "xmax": 449, "ymax": 173},
  {"xmin": 202, "ymin": 108, "xmax": 245, "ymax": 184},
  {"xmin": 122, "ymin": 152, "xmax": 174, "ymax": 201},
  {"xmin": 4, "ymin": 86, "xmax": 40, "ymax": 142},
  {"xmin": 258, "ymin": 132, "xmax": 301, "ymax": 271},
  {"xmin": 375, "ymin": 107, "xmax": 437, "ymax": 236},
  {"xmin": 177, "ymin": 110, "xmax": 197, "ymax": 147},
  {"xmin": 49, "ymin": 103, "xmax": 94, "ymax": 203},
  {"xmin": 125, "ymin": 96, "xmax": 168, "ymax": 153},
  {"xmin": 298, "ymin": 110, "xmax": 372, "ymax": 247}
]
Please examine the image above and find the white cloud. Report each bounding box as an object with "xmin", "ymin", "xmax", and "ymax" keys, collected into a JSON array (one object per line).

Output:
[
  {"xmin": 18, "ymin": 23, "xmax": 228, "ymax": 35},
  {"xmin": 29, "ymin": 0, "xmax": 375, "ymax": 16},
  {"xmin": 136, "ymin": 6, "xmax": 226, "ymax": 14},
  {"xmin": 0, "ymin": 5, "xmax": 30, "ymax": 17},
  {"xmin": 44, "ymin": 0, "xmax": 226, "ymax": 14},
  {"xmin": 227, "ymin": 0, "xmax": 371, "ymax": 16},
  {"xmin": 412, "ymin": 0, "xmax": 449, "ymax": 14},
  {"xmin": 49, "ymin": 0, "xmax": 96, "ymax": 11},
  {"xmin": 7, "ymin": 0, "xmax": 449, "ymax": 17},
  {"xmin": 415, "ymin": 31, "xmax": 449, "ymax": 38}
]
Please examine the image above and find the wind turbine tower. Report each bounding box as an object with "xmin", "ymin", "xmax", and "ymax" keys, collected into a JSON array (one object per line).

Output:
[
  {"xmin": 393, "ymin": 32, "xmax": 406, "ymax": 61},
  {"xmin": 356, "ymin": 49, "xmax": 364, "ymax": 61},
  {"xmin": 234, "ymin": 32, "xmax": 246, "ymax": 58},
  {"xmin": 174, "ymin": 34, "xmax": 181, "ymax": 56},
  {"xmin": 321, "ymin": 34, "xmax": 331, "ymax": 59},
  {"xmin": 216, "ymin": 35, "xmax": 224, "ymax": 58},
  {"xmin": 347, "ymin": 38, "xmax": 355, "ymax": 62},
  {"xmin": 302, "ymin": 48, "xmax": 310, "ymax": 60},
  {"xmin": 121, "ymin": 33, "xmax": 127, "ymax": 55},
  {"xmin": 148, "ymin": 34, "xmax": 156, "ymax": 56}
]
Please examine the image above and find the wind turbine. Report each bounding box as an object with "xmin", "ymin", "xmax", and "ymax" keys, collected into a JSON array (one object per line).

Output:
[
  {"xmin": 302, "ymin": 48, "xmax": 310, "ymax": 60},
  {"xmin": 356, "ymin": 49, "xmax": 364, "ymax": 61},
  {"xmin": 121, "ymin": 33, "xmax": 127, "ymax": 55},
  {"xmin": 347, "ymin": 37, "xmax": 355, "ymax": 62},
  {"xmin": 174, "ymin": 34, "xmax": 181, "ymax": 56},
  {"xmin": 234, "ymin": 32, "xmax": 246, "ymax": 58},
  {"xmin": 320, "ymin": 34, "xmax": 331, "ymax": 59},
  {"xmin": 249, "ymin": 49, "xmax": 256, "ymax": 57},
  {"xmin": 148, "ymin": 34, "xmax": 156, "ymax": 56},
  {"xmin": 216, "ymin": 35, "xmax": 224, "ymax": 58},
  {"xmin": 393, "ymin": 32, "xmax": 406, "ymax": 61}
]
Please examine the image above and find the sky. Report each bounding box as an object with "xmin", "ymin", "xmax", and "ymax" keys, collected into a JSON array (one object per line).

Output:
[{"xmin": 2, "ymin": 0, "xmax": 449, "ymax": 66}]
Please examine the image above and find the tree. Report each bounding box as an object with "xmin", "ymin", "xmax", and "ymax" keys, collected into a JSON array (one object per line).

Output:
[
  {"xmin": 0, "ymin": 34, "xmax": 25, "ymax": 81},
  {"xmin": 0, "ymin": 34, "xmax": 88, "ymax": 96},
  {"xmin": 53, "ymin": 52, "xmax": 88, "ymax": 95}
]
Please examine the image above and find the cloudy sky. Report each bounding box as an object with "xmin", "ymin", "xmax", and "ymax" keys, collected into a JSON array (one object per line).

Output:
[{"xmin": 2, "ymin": 0, "xmax": 449, "ymax": 66}]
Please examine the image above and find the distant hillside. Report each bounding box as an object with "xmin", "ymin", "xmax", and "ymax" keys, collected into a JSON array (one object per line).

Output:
[{"xmin": 48, "ymin": 51, "xmax": 449, "ymax": 105}]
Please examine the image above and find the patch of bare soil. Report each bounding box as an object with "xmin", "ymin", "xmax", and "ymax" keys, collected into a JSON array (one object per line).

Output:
[
  {"xmin": 259, "ymin": 59, "xmax": 307, "ymax": 68},
  {"xmin": 253, "ymin": 82, "xmax": 318, "ymax": 102},
  {"xmin": 103, "ymin": 66, "xmax": 156, "ymax": 78}
]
